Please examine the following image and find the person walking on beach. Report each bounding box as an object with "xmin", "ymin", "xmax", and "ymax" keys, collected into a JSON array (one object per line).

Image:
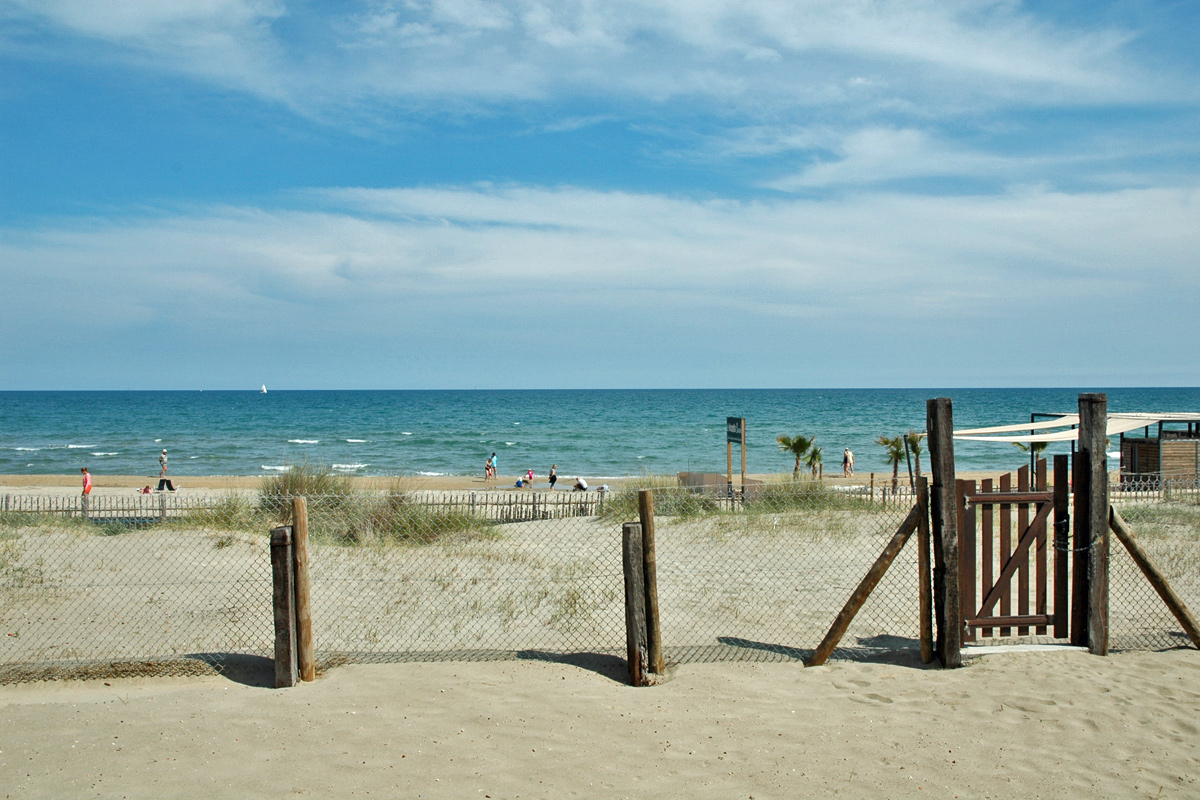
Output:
[
  {"xmin": 548, "ymin": 464, "xmax": 558, "ymax": 490},
  {"xmin": 491, "ymin": 452, "xmax": 498, "ymax": 480},
  {"xmin": 157, "ymin": 449, "xmax": 175, "ymax": 492},
  {"xmin": 843, "ymin": 448, "xmax": 855, "ymax": 477},
  {"xmin": 485, "ymin": 456, "xmax": 493, "ymax": 482},
  {"xmin": 81, "ymin": 467, "xmax": 93, "ymax": 496}
]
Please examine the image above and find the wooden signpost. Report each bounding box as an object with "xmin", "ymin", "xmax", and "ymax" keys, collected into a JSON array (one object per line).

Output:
[{"xmin": 727, "ymin": 417, "xmax": 746, "ymax": 495}]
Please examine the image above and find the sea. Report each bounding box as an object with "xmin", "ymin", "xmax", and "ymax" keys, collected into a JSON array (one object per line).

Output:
[{"xmin": 1, "ymin": 388, "xmax": 1197, "ymax": 479}]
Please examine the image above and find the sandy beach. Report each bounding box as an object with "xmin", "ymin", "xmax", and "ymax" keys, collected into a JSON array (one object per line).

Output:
[{"xmin": 2, "ymin": 649, "xmax": 1198, "ymax": 798}]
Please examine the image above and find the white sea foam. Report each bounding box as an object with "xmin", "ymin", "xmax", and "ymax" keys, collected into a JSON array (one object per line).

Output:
[
  {"xmin": 67, "ymin": 444, "xmax": 93, "ymax": 449},
  {"xmin": 261, "ymin": 465, "xmax": 288, "ymax": 471},
  {"xmin": 288, "ymin": 439, "xmax": 319, "ymax": 444},
  {"xmin": 14, "ymin": 447, "xmax": 40, "ymax": 451},
  {"xmin": 155, "ymin": 439, "xmax": 161, "ymax": 442},
  {"xmin": 332, "ymin": 463, "xmax": 368, "ymax": 471},
  {"xmin": 401, "ymin": 432, "xmax": 413, "ymax": 436},
  {"xmin": 91, "ymin": 452, "xmax": 119, "ymax": 456},
  {"xmin": 346, "ymin": 439, "xmax": 368, "ymax": 443},
  {"xmin": 505, "ymin": 442, "xmax": 515, "ymax": 446},
  {"xmin": 417, "ymin": 471, "xmax": 446, "ymax": 476}
]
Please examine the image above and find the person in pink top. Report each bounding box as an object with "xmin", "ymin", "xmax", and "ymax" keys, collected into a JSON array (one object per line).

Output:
[{"xmin": 81, "ymin": 467, "xmax": 93, "ymax": 495}]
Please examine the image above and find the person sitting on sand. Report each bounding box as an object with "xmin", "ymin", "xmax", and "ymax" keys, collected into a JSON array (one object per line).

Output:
[
  {"xmin": 573, "ymin": 477, "xmax": 588, "ymax": 491},
  {"xmin": 141, "ymin": 485, "xmax": 153, "ymax": 494}
]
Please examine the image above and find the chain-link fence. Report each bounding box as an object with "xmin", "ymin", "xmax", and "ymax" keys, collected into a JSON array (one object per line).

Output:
[
  {"xmin": 0, "ymin": 493, "xmax": 278, "ymax": 682},
  {"xmin": 3, "ymin": 476, "xmax": 1199, "ymax": 682},
  {"xmin": 1108, "ymin": 477, "xmax": 1200, "ymax": 651}
]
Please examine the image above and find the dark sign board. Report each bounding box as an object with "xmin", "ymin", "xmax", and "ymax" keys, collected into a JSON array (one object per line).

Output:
[{"xmin": 727, "ymin": 417, "xmax": 745, "ymax": 443}]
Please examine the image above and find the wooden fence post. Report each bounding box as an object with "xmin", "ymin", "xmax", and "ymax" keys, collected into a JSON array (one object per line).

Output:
[
  {"xmin": 927, "ymin": 397, "xmax": 962, "ymax": 668},
  {"xmin": 159, "ymin": 491, "xmax": 167, "ymax": 521},
  {"xmin": 622, "ymin": 522, "xmax": 650, "ymax": 686},
  {"xmin": 292, "ymin": 497, "xmax": 315, "ymax": 682},
  {"xmin": 1079, "ymin": 393, "xmax": 1109, "ymax": 655},
  {"xmin": 271, "ymin": 526, "xmax": 298, "ymax": 688},
  {"xmin": 638, "ymin": 490, "xmax": 664, "ymax": 675}
]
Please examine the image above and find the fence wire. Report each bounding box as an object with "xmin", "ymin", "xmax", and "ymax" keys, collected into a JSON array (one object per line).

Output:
[
  {"xmin": 2, "ymin": 476, "xmax": 1199, "ymax": 682},
  {"xmin": 1109, "ymin": 478, "xmax": 1200, "ymax": 651}
]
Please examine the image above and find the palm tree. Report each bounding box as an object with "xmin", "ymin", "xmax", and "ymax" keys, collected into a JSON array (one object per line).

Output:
[
  {"xmin": 905, "ymin": 431, "xmax": 924, "ymax": 478},
  {"xmin": 876, "ymin": 435, "xmax": 906, "ymax": 491},
  {"xmin": 777, "ymin": 434, "xmax": 815, "ymax": 477},
  {"xmin": 806, "ymin": 445, "xmax": 823, "ymax": 477},
  {"xmin": 1012, "ymin": 440, "xmax": 1048, "ymax": 472},
  {"xmin": 905, "ymin": 430, "xmax": 924, "ymax": 488}
]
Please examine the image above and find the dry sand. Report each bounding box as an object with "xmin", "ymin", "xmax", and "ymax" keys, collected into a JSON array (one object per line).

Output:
[{"xmin": 2, "ymin": 649, "xmax": 1199, "ymax": 799}]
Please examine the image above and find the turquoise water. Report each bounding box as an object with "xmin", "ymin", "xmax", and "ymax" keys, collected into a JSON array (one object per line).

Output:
[{"xmin": 1, "ymin": 388, "xmax": 1197, "ymax": 479}]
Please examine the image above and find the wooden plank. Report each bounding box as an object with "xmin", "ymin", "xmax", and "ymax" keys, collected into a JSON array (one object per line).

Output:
[
  {"xmin": 966, "ymin": 615, "xmax": 1053, "ymax": 628},
  {"xmin": 622, "ymin": 522, "xmax": 650, "ymax": 687},
  {"xmin": 967, "ymin": 491, "xmax": 1054, "ymax": 504},
  {"xmin": 958, "ymin": 480, "xmax": 977, "ymax": 643},
  {"xmin": 976, "ymin": 502, "xmax": 1054, "ymax": 620},
  {"xmin": 999, "ymin": 472, "xmax": 1012, "ymax": 636},
  {"xmin": 1053, "ymin": 455, "xmax": 1070, "ymax": 639},
  {"xmin": 1111, "ymin": 507, "xmax": 1200, "ymax": 649},
  {"xmin": 980, "ymin": 478, "xmax": 994, "ymax": 638},
  {"xmin": 271, "ymin": 526, "xmax": 298, "ymax": 689},
  {"xmin": 927, "ymin": 398, "xmax": 962, "ymax": 668},
  {"xmin": 1017, "ymin": 466, "xmax": 1030, "ymax": 635},
  {"xmin": 1071, "ymin": 451, "xmax": 1089, "ymax": 647},
  {"xmin": 808, "ymin": 502, "xmax": 921, "ymax": 666},
  {"xmin": 917, "ymin": 476, "xmax": 934, "ymax": 664},
  {"xmin": 1035, "ymin": 459, "xmax": 1048, "ymax": 635},
  {"xmin": 638, "ymin": 490, "xmax": 664, "ymax": 675},
  {"xmin": 292, "ymin": 497, "xmax": 315, "ymax": 683},
  {"xmin": 1080, "ymin": 393, "xmax": 1110, "ymax": 655}
]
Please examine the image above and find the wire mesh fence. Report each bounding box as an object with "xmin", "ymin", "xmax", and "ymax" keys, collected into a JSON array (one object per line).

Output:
[
  {"xmin": 1108, "ymin": 477, "xmax": 1200, "ymax": 651},
  {"xmin": 0, "ymin": 493, "xmax": 278, "ymax": 682},
  {"xmin": 2, "ymin": 474, "xmax": 1199, "ymax": 682}
]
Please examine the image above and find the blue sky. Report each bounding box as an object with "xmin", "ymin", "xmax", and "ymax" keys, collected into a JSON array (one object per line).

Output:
[{"xmin": 2, "ymin": 0, "xmax": 1198, "ymax": 390}]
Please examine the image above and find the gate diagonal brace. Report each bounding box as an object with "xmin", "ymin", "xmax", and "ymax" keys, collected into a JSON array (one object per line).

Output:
[{"xmin": 974, "ymin": 501, "xmax": 1052, "ymax": 620}]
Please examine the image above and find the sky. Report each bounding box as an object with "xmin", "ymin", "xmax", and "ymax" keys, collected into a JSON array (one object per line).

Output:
[{"xmin": 1, "ymin": 0, "xmax": 1198, "ymax": 390}]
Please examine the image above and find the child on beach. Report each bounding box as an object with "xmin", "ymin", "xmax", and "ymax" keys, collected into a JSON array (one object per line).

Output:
[{"xmin": 81, "ymin": 467, "xmax": 92, "ymax": 496}]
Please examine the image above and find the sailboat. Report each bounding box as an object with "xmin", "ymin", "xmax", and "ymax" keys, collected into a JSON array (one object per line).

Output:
[{"xmin": 261, "ymin": 385, "xmax": 268, "ymax": 394}]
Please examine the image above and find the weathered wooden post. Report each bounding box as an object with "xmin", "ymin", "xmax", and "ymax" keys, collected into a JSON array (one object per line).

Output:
[
  {"xmin": 292, "ymin": 497, "xmax": 315, "ymax": 682},
  {"xmin": 622, "ymin": 522, "xmax": 650, "ymax": 686},
  {"xmin": 638, "ymin": 490, "xmax": 664, "ymax": 675},
  {"xmin": 271, "ymin": 525, "xmax": 298, "ymax": 688},
  {"xmin": 159, "ymin": 491, "xmax": 167, "ymax": 521},
  {"xmin": 927, "ymin": 398, "xmax": 962, "ymax": 668},
  {"xmin": 1078, "ymin": 393, "xmax": 1109, "ymax": 655}
]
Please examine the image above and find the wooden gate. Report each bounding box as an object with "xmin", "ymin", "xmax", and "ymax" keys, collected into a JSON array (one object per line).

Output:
[{"xmin": 957, "ymin": 457, "xmax": 1072, "ymax": 642}]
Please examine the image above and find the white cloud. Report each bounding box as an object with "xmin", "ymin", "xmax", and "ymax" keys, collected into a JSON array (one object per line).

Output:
[
  {"xmin": 2, "ymin": 0, "xmax": 1156, "ymax": 115},
  {"xmin": 4, "ymin": 182, "xmax": 1197, "ymax": 325}
]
